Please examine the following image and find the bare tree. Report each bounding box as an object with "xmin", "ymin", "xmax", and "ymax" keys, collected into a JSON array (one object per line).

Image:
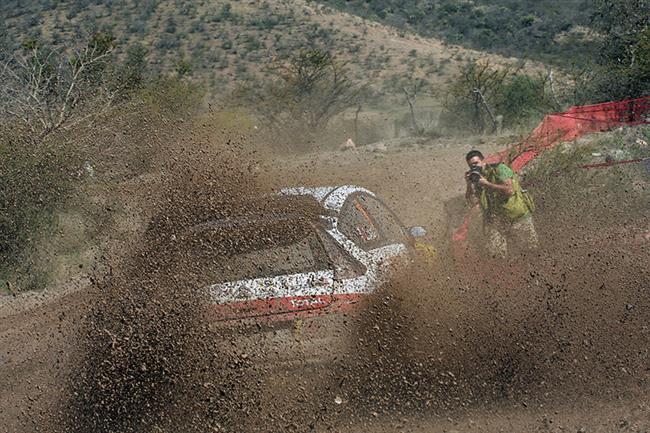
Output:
[
  {"xmin": 472, "ymin": 88, "xmax": 497, "ymax": 132},
  {"xmin": 447, "ymin": 59, "xmax": 512, "ymax": 133},
  {"xmin": 546, "ymin": 68, "xmax": 562, "ymax": 111},
  {"xmin": 283, "ymin": 50, "xmax": 363, "ymax": 129},
  {"xmin": 0, "ymin": 34, "xmax": 124, "ymax": 137},
  {"xmin": 235, "ymin": 50, "xmax": 365, "ymax": 133},
  {"xmin": 403, "ymin": 79, "xmax": 422, "ymax": 133}
]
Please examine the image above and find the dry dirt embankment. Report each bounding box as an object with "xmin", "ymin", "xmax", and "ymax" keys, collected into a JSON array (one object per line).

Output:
[{"xmin": 0, "ymin": 0, "xmax": 538, "ymax": 95}]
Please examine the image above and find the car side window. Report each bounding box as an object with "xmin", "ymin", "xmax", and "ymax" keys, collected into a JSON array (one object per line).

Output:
[
  {"xmin": 339, "ymin": 193, "xmax": 408, "ymax": 251},
  {"xmin": 317, "ymin": 230, "xmax": 367, "ymax": 280},
  {"xmin": 189, "ymin": 231, "xmax": 332, "ymax": 283},
  {"xmin": 339, "ymin": 195, "xmax": 381, "ymax": 249},
  {"xmin": 359, "ymin": 195, "xmax": 409, "ymax": 246}
]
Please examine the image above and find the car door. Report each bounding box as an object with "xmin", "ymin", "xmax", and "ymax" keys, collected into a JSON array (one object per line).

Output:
[{"xmin": 315, "ymin": 229, "xmax": 369, "ymax": 312}]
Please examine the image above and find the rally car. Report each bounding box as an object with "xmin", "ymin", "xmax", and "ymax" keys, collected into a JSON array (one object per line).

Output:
[{"xmin": 189, "ymin": 185, "xmax": 421, "ymax": 326}]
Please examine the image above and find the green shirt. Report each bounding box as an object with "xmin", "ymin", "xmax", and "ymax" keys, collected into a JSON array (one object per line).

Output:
[
  {"xmin": 479, "ymin": 163, "xmax": 530, "ymax": 222},
  {"xmin": 491, "ymin": 163, "xmax": 514, "ymax": 183}
]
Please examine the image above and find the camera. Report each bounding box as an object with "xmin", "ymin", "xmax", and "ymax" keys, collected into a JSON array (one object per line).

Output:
[{"xmin": 467, "ymin": 166, "xmax": 482, "ymax": 184}]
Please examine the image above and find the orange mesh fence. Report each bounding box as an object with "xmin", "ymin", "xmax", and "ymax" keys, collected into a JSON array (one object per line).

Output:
[{"xmin": 487, "ymin": 95, "xmax": 650, "ymax": 170}]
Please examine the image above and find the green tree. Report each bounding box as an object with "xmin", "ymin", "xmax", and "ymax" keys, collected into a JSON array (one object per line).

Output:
[
  {"xmin": 118, "ymin": 43, "xmax": 148, "ymax": 94},
  {"xmin": 175, "ymin": 58, "xmax": 192, "ymax": 77},
  {"xmin": 590, "ymin": 0, "xmax": 650, "ymax": 100},
  {"xmin": 496, "ymin": 74, "xmax": 554, "ymax": 128},
  {"xmin": 102, "ymin": 43, "xmax": 149, "ymax": 103},
  {"xmin": 216, "ymin": 3, "xmax": 233, "ymax": 21}
]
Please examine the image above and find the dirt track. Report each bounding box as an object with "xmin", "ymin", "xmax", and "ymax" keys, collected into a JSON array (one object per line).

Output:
[
  {"xmin": 1, "ymin": 140, "xmax": 649, "ymax": 433},
  {"xmin": 0, "ymin": 287, "xmax": 88, "ymax": 432}
]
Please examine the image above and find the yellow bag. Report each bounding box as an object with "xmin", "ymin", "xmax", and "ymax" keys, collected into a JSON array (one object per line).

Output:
[
  {"xmin": 503, "ymin": 176, "xmax": 534, "ymax": 220},
  {"xmin": 521, "ymin": 188, "xmax": 535, "ymax": 213}
]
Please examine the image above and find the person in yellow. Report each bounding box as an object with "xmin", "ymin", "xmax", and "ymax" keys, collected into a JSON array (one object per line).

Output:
[{"xmin": 464, "ymin": 150, "xmax": 538, "ymax": 259}]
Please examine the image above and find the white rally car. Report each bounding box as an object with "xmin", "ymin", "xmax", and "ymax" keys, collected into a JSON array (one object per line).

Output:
[{"xmin": 192, "ymin": 185, "xmax": 420, "ymax": 325}]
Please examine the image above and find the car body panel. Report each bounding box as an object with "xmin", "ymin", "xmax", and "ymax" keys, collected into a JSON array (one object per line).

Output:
[{"xmin": 207, "ymin": 186, "xmax": 412, "ymax": 324}]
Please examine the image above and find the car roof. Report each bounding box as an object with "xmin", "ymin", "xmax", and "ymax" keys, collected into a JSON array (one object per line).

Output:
[
  {"xmin": 280, "ymin": 185, "xmax": 375, "ymax": 213},
  {"xmin": 182, "ymin": 198, "xmax": 327, "ymax": 257},
  {"xmin": 187, "ymin": 193, "xmax": 325, "ymax": 230},
  {"xmin": 183, "ymin": 186, "xmax": 375, "ymax": 241}
]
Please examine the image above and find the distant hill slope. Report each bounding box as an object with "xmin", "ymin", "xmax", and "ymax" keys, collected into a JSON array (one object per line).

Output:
[
  {"xmin": 0, "ymin": 0, "xmax": 543, "ymax": 94},
  {"xmin": 314, "ymin": 0, "xmax": 597, "ymax": 65}
]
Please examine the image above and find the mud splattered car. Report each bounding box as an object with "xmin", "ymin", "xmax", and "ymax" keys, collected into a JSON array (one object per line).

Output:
[{"xmin": 192, "ymin": 186, "xmax": 417, "ymax": 325}]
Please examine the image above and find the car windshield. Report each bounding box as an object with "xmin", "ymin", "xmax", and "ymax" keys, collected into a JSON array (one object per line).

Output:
[{"xmin": 339, "ymin": 193, "xmax": 410, "ymax": 250}]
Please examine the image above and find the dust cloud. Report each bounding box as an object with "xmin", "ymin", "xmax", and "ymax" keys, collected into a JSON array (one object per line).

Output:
[
  {"xmin": 2, "ymin": 113, "xmax": 649, "ymax": 433},
  {"xmin": 346, "ymin": 245, "xmax": 649, "ymax": 409},
  {"xmin": 332, "ymin": 167, "xmax": 649, "ymax": 429},
  {"xmin": 63, "ymin": 175, "xmax": 649, "ymax": 432}
]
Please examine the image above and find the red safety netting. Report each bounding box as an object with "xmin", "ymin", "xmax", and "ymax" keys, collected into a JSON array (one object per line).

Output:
[{"xmin": 452, "ymin": 95, "xmax": 650, "ymax": 255}]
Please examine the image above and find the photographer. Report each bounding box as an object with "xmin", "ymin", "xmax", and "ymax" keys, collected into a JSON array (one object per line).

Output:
[{"xmin": 464, "ymin": 150, "xmax": 538, "ymax": 259}]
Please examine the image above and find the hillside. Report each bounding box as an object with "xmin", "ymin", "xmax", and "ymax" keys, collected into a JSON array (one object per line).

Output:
[
  {"xmin": 0, "ymin": 0, "xmax": 542, "ymax": 95},
  {"xmin": 315, "ymin": 0, "xmax": 598, "ymax": 65}
]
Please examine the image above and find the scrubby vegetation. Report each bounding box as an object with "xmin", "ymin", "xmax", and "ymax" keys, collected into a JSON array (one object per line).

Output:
[
  {"xmin": 317, "ymin": 0, "xmax": 649, "ymax": 105},
  {"xmin": 0, "ymin": 0, "xmax": 367, "ymax": 93},
  {"xmin": 0, "ymin": 33, "xmax": 205, "ymax": 292},
  {"xmin": 524, "ymin": 126, "xmax": 650, "ymax": 240},
  {"xmin": 315, "ymin": 0, "xmax": 596, "ymax": 65}
]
